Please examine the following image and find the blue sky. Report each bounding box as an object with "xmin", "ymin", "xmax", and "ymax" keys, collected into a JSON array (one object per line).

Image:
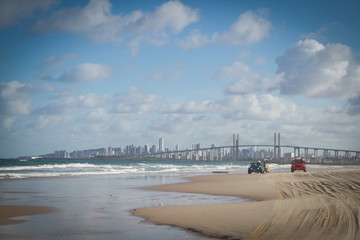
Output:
[{"xmin": 1, "ymin": 0, "xmax": 360, "ymax": 158}]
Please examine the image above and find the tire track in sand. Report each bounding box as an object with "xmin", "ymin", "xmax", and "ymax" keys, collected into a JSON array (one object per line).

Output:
[{"xmin": 249, "ymin": 170, "xmax": 360, "ymax": 240}]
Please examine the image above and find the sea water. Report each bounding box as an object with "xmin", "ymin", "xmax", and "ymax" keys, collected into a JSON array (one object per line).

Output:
[
  {"xmin": 0, "ymin": 158, "xmax": 349, "ymax": 179},
  {"xmin": 0, "ymin": 158, "xmax": 250, "ymax": 179}
]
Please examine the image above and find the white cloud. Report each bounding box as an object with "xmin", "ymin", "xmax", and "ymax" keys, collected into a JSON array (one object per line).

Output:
[
  {"xmin": 57, "ymin": 63, "xmax": 111, "ymax": 82},
  {"xmin": 180, "ymin": 10, "xmax": 271, "ymax": 49},
  {"xmin": 37, "ymin": 93, "xmax": 108, "ymax": 116},
  {"xmin": 0, "ymin": 0, "xmax": 55, "ymax": 29},
  {"xmin": 162, "ymin": 91, "xmax": 296, "ymax": 122},
  {"xmin": 128, "ymin": 32, "xmax": 170, "ymax": 57},
  {"xmin": 179, "ymin": 29, "xmax": 210, "ymax": 50},
  {"xmin": 216, "ymin": 39, "xmax": 360, "ymax": 99},
  {"xmin": 215, "ymin": 61, "xmax": 282, "ymax": 93},
  {"xmin": 276, "ymin": 39, "xmax": 360, "ymax": 98},
  {"xmin": 137, "ymin": 68, "xmax": 184, "ymax": 82},
  {"xmin": 216, "ymin": 9, "xmax": 271, "ymax": 45},
  {"xmin": 141, "ymin": 0, "xmax": 199, "ymax": 33},
  {"xmin": 219, "ymin": 94, "xmax": 297, "ymax": 120},
  {"xmin": 0, "ymin": 81, "xmax": 32, "ymax": 128},
  {"xmin": 165, "ymin": 100, "xmax": 219, "ymax": 114},
  {"xmin": 112, "ymin": 87, "xmax": 165, "ymax": 113},
  {"xmin": 0, "ymin": 81, "xmax": 32, "ymax": 115},
  {"xmin": 30, "ymin": 0, "xmax": 199, "ymax": 44}
]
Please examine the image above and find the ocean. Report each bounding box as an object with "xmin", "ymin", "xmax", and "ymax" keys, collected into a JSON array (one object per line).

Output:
[
  {"xmin": 0, "ymin": 158, "xmax": 253, "ymax": 179},
  {"xmin": 0, "ymin": 158, "xmax": 348, "ymax": 179}
]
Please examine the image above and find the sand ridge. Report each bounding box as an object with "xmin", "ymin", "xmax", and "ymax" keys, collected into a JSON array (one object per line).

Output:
[
  {"xmin": 250, "ymin": 170, "xmax": 360, "ymax": 240},
  {"xmin": 133, "ymin": 169, "xmax": 360, "ymax": 240}
]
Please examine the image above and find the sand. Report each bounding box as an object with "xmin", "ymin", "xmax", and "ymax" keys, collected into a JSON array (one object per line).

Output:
[
  {"xmin": 0, "ymin": 205, "xmax": 56, "ymax": 225},
  {"xmin": 133, "ymin": 169, "xmax": 360, "ymax": 240},
  {"xmin": 0, "ymin": 205, "xmax": 56, "ymax": 239}
]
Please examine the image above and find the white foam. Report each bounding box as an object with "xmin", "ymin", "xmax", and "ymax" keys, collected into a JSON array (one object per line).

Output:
[{"xmin": 0, "ymin": 161, "xmax": 356, "ymax": 179}]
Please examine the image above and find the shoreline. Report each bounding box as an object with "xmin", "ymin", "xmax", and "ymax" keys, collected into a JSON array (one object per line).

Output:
[
  {"xmin": 133, "ymin": 168, "xmax": 360, "ymax": 239},
  {"xmin": 0, "ymin": 174, "xmax": 221, "ymax": 240}
]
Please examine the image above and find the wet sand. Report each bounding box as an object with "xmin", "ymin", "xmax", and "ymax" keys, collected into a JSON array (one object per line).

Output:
[
  {"xmin": 0, "ymin": 175, "xmax": 241, "ymax": 240},
  {"xmin": 133, "ymin": 169, "xmax": 360, "ymax": 239},
  {"xmin": 0, "ymin": 205, "xmax": 56, "ymax": 225}
]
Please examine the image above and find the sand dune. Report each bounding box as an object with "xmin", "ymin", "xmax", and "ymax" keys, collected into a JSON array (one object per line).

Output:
[{"xmin": 133, "ymin": 169, "xmax": 360, "ymax": 239}]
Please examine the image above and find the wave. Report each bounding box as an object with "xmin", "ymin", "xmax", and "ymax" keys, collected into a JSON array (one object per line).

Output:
[{"xmin": 0, "ymin": 159, "xmax": 353, "ymax": 179}]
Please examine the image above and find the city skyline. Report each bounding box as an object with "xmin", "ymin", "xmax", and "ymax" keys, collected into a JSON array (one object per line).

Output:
[
  {"xmin": 1, "ymin": 0, "xmax": 360, "ymax": 158},
  {"xmin": 42, "ymin": 133, "xmax": 359, "ymax": 160}
]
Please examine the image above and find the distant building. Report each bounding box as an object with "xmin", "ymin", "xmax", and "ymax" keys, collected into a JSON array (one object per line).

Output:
[
  {"xmin": 159, "ymin": 138, "xmax": 165, "ymax": 152},
  {"xmin": 284, "ymin": 152, "xmax": 295, "ymax": 159},
  {"xmin": 151, "ymin": 145, "xmax": 157, "ymax": 153},
  {"xmin": 192, "ymin": 143, "xmax": 200, "ymax": 149},
  {"xmin": 144, "ymin": 145, "xmax": 149, "ymax": 153},
  {"xmin": 107, "ymin": 146, "xmax": 113, "ymax": 156},
  {"xmin": 54, "ymin": 150, "xmax": 69, "ymax": 158}
]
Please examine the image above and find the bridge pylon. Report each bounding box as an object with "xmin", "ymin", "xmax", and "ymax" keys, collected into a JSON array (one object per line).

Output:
[
  {"xmin": 232, "ymin": 134, "xmax": 240, "ymax": 161},
  {"xmin": 274, "ymin": 132, "xmax": 281, "ymax": 160}
]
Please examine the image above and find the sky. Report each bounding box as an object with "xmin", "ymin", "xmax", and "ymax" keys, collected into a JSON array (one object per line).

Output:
[{"xmin": 0, "ymin": 0, "xmax": 360, "ymax": 158}]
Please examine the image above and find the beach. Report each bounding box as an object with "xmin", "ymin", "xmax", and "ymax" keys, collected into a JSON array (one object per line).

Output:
[
  {"xmin": 0, "ymin": 174, "xmax": 241, "ymax": 240},
  {"xmin": 1, "ymin": 160, "xmax": 359, "ymax": 239},
  {"xmin": 133, "ymin": 169, "xmax": 360, "ymax": 239}
]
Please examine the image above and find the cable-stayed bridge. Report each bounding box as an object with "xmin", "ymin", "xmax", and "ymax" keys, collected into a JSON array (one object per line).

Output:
[{"xmin": 141, "ymin": 133, "xmax": 360, "ymax": 160}]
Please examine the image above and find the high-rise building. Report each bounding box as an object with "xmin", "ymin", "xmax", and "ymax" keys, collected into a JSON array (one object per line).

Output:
[
  {"xmin": 107, "ymin": 146, "xmax": 113, "ymax": 156},
  {"xmin": 151, "ymin": 145, "xmax": 157, "ymax": 153},
  {"xmin": 159, "ymin": 138, "xmax": 165, "ymax": 152},
  {"xmin": 144, "ymin": 145, "xmax": 149, "ymax": 153}
]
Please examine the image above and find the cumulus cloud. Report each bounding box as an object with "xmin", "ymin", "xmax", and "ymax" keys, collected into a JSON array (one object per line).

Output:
[
  {"xmin": 216, "ymin": 9, "xmax": 271, "ymax": 45},
  {"xmin": 112, "ymin": 87, "xmax": 165, "ymax": 113},
  {"xmin": 215, "ymin": 61, "xmax": 282, "ymax": 94},
  {"xmin": 276, "ymin": 39, "xmax": 360, "ymax": 98},
  {"xmin": 30, "ymin": 0, "xmax": 199, "ymax": 44},
  {"xmin": 36, "ymin": 93, "xmax": 107, "ymax": 115},
  {"xmin": 0, "ymin": 0, "xmax": 55, "ymax": 29},
  {"xmin": 162, "ymin": 91, "xmax": 296, "ymax": 121},
  {"xmin": 165, "ymin": 100, "xmax": 219, "ymax": 114},
  {"xmin": 180, "ymin": 9, "xmax": 271, "ymax": 49},
  {"xmin": 56, "ymin": 63, "xmax": 111, "ymax": 82},
  {"xmin": 216, "ymin": 39, "xmax": 360, "ymax": 100},
  {"xmin": 179, "ymin": 29, "xmax": 211, "ymax": 50},
  {"xmin": 128, "ymin": 33, "xmax": 170, "ymax": 57},
  {"xmin": 219, "ymin": 94, "xmax": 297, "ymax": 121},
  {"xmin": 147, "ymin": 93, "xmax": 302, "ymax": 147},
  {"xmin": 0, "ymin": 81, "xmax": 32, "ymax": 128}
]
